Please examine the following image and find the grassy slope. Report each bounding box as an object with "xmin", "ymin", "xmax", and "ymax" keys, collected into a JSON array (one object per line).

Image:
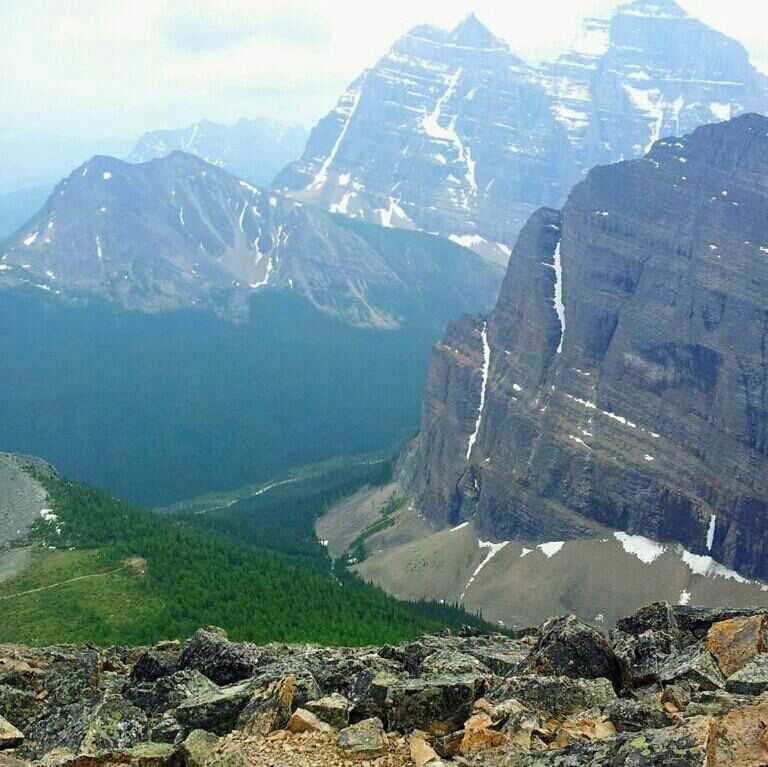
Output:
[{"xmin": 0, "ymin": 463, "xmax": 492, "ymax": 647}]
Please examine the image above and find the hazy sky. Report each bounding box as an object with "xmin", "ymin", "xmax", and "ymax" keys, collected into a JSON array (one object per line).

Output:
[{"xmin": 2, "ymin": 0, "xmax": 767, "ymax": 189}]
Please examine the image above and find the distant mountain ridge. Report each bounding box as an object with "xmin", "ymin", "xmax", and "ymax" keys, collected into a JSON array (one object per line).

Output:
[
  {"xmin": 274, "ymin": 1, "xmax": 768, "ymax": 263},
  {"xmin": 0, "ymin": 151, "xmax": 501, "ymax": 329},
  {"xmin": 127, "ymin": 117, "xmax": 309, "ymax": 187}
]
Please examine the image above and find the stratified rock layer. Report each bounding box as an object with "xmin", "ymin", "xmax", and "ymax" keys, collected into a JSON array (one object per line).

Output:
[{"xmin": 400, "ymin": 114, "xmax": 768, "ymax": 579}]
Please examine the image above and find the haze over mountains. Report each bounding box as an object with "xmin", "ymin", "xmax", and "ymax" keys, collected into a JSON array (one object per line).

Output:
[
  {"xmin": 275, "ymin": 0, "xmax": 768, "ymax": 263},
  {"xmin": 127, "ymin": 118, "xmax": 309, "ymax": 187}
]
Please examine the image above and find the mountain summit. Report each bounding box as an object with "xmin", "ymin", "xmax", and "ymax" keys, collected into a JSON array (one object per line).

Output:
[{"xmin": 274, "ymin": 3, "xmax": 768, "ymax": 263}]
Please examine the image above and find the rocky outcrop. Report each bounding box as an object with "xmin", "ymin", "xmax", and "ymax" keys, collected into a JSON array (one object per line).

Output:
[
  {"xmin": 3, "ymin": 603, "xmax": 768, "ymax": 765},
  {"xmin": 0, "ymin": 152, "xmax": 501, "ymax": 329},
  {"xmin": 275, "ymin": 1, "xmax": 768, "ymax": 263},
  {"xmin": 399, "ymin": 114, "xmax": 768, "ymax": 580}
]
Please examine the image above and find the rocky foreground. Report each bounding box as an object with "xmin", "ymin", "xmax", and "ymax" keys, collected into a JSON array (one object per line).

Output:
[{"xmin": 3, "ymin": 605, "xmax": 768, "ymax": 766}]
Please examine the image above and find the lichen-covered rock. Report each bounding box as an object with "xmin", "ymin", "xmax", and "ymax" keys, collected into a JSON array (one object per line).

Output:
[
  {"xmin": 126, "ymin": 670, "xmax": 217, "ymax": 717},
  {"xmin": 174, "ymin": 681, "xmax": 254, "ymax": 736},
  {"xmin": 178, "ymin": 729, "xmax": 219, "ymax": 767},
  {"xmin": 305, "ymin": 693, "xmax": 352, "ymax": 729},
  {"xmin": 336, "ymin": 717, "xmax": 388, "ymax": 758},
  {"xmin": 0, "ymin": 686, "xmax": 44, "ymax": 731},
  {"xmin": 674, "ymin": 607, "xmax": 768, "ymax": 644},
  {"xmin": 491, "ymin": 676, "xmax": 616, "ymax": 719},
  {"xmin": 147, "ymin": 719, "xmax": 181, "ymax": 745},
  {"xmin": 237, "ymin": 676, "xmax": 294, "ymax": 737},
  {"xmin": 603, "ymin": 700, "xmax": 676, "ymax": 734},
  {"xmin": 130, "ymin": 652, "xmax": 178, "ymax": 684},
  {"xmin": 421, "ymin": 650, "xmax": 492, "ymax": 677},
  {"xmin": 523, "ymin": 616, "xmax": 620, "ymax": 687},
  {"xmin": 659, "ymin": 645, "xmax": 725, "ymax": 691},
  {"xmin": 615, "ymin": 603, "xmax": 680, "ymax": 645},
  {"xmin": 612, "ymin": 632, "xmax": 666, "ymax": 690},
  {"xmin": 177, "ymin": 630, "xmax": 262, "ymax": 686},
  {"xmin": 707, "ymin": 615, "xmax": 768, "ymax": 678},
  {"xmin": 725, "ymin": 654, "xmax": 768, "ymax": 695},
  {"xmin": 384, "ymin": 674, "xmax": 490, "ymax": 736},
  {"xmin": 78, "ymin": 693, "xmax": 148, "ymax": 753},
  {"xmin": 506, "ymin": 716, "xmax": 715, "ymax": 766}
]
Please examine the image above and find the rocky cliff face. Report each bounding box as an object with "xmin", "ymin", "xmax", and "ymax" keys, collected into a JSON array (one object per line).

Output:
[
  {"xmin": 0, "ymin": 152, "xmax": 501, "ymax": 328},
  {"xmin": 4, "ymin": 604, "xmax": 768, "ymax": 766},
  {"xmin": 126, "ymin": 118, "xmax": 309, "ymax": 187},
  {"xmin": 399, "ymin": 114, "xmax": 768, "ymax": 580},
  {"xmin": 274, "ymin": 1, "xmax": 768, "ymax": 264}
]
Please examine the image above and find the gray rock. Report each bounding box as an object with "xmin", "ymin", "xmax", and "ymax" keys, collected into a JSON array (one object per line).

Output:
[
  {"xmin": 336, "ymin": 718, "xmax": 388, "ymax": 758},
  {"xmin": 174, "ymin": 681, "xmax": 255, "ymax": 736},
  {"xmin": 659, "ymin": 645, "xmax": 725, "ymax": 691},
  {"xmin": 178, "ymin": 730, "xmax": 219, "ymax": 767},
  {"xmin": 126, "ymin": 670, "xmax": 217, "ymax": 716},
  {"xmin": 130, "ymin": 651, "xmax": 178, "ymax": 684},
  {"xmin": 523, "ymin": 615, "xmax": 620, "ymax": 687},
  {"xmin": 490, "ymin": 676, "xmax": 616, "ymax": 719},
  {"xmin": 305, "ymin": 694, "xmax": 352, "ymax": 730},
  {"xmin": 725, "ymin": 654, "xmax": 768, "ymax": 695}
]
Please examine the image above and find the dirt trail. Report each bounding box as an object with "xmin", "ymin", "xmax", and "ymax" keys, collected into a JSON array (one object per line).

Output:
[{"xmin": 0, "ymin": 562, "xmax": 131, "ymax": 601}]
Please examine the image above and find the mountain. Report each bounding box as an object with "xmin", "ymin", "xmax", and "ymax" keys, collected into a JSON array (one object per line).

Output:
[
  {"xmin": 274, "ymin": 2, "xmax": 768, "ymax": 263},
  {"xmin": 6, "ymin": 601, "xmax": 768, "ymax": 767},
  {"xmin": 126, "ymin": 118, "xmax": 309, "ymax": 186},
  {"xmin": 0, "ymin": 151, "xmax": 501, "ymax": 329},
  {"xmin": 398, "ymin": 114, "xmax": 768, "ymax": 582}
]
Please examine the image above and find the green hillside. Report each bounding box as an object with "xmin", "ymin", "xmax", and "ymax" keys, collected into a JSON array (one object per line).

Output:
[{"xmin": 0, "ymin": 466, "xmax": 491, "ymax": 647}]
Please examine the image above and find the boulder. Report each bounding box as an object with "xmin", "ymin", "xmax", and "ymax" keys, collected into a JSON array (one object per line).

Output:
[
  {"xmin": 0, "ymin": 685, "xmax": 45, "ymax": 730},
  {"xmin": 612, "ymin": 632, "xmax": 666, "ymax": 689},
  {"xmin": 725, "ymin": 654, "xmax": 768, "ymax": 695},
  {"xmin": 285, "ymin": 708, "xmax": 332, "ymax": 734},
  {"xmin": 130, "ymin": 652, "xmax": 178, "ymax": 684},
  {"xmin": 420, "ymin": 650, "xmax": 492, "ymax": 677},
  {"xmin": 305, "ymin": 693, "xmax": 352, "ymax": 729},
  {"xmin": 459, "ymin": 713, "xmax": 507, "ymax": 755},
  {"xmin": 78, "ymin": 693, "xmax": 148, "ymax": 753},
  {"xmin": 490, "ymin": 676, "xmax": 617, "ymax": 719},
  {"xmin": 603, "ymin": 699, "xmax": 677, "ymax": 733},
  {"xmin": 674, "ymin": 607, "xmax": 768, "ymax": 644},
  {"xmin": 615, "ymin": 603, "xmax": 680, "ymax": 645},
  {"xmin": 0, "ymin": 716, "xmax": 24, "ymax": 749},
  {"xmin": 707, "ymin": 615, "xmax": 768, "ymax": 678},
  {"xmin": 713, "ymin": 698, "xmax": 768, "ymax": 766},
  {"xmin": 510, "ymin": 715, "xmax": 715, "ymax": 766},
  {"xmin": 127, "ymin": 670, "xmax": 217, "ymax": 716},
  {"xmin": 384, "ymin": 674, "xmax": 490, "ymax": 736},
  {"xmin": 522, "ymin": 615, "xmax": 620, "ymax": 687},
  {"xmin": 178, "ymin": 730, "xmax": 219, "ymax": 767},
  {"xmin": 177, "ymin": 630, "xmax": 262, "ymax": 686},
  {"xmin": 659, "ymin": 645, "xmax": 725, "ymax": 691},
  {"xmin": 175, "ymin": 681, "xmax": 254, "ymax": 736},
  {"xmin": 236, "ymin": 676, "xmax": 294, "ymax": 736},
  {"xmin": 336, "ymin": 717, "xmax": 388, "ymax": 758}
]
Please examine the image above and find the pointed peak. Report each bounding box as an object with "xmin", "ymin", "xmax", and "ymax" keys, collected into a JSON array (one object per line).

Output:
[
  {"xmin": 449, "ymin": 13, "xmax": 507, "ymax": 49},
  {"xmin": 616, "ymin": 0, "xmax": 688, "ymax": 20}
]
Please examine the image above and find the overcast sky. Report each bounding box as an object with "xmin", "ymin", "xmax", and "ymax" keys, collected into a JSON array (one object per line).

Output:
[{"xmin": 2, "ymin": 0, "xmax": 767, "ymax": 190}]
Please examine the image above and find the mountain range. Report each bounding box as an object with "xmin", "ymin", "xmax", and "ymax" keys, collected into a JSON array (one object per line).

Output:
[
  {"xmin": 126, "ymin": 117, "xmax": 309, "ymax": 187},
  {"xmin": 274, "ymin": 0, "xmax": 768, "ymax": 264},
  {"xmin": 0, "ymin": 151, "xmax": 500, "ymax": 329},
  {"xmin": 398, "ymin": 113, "xmax": 768, "ymax": 584}
]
